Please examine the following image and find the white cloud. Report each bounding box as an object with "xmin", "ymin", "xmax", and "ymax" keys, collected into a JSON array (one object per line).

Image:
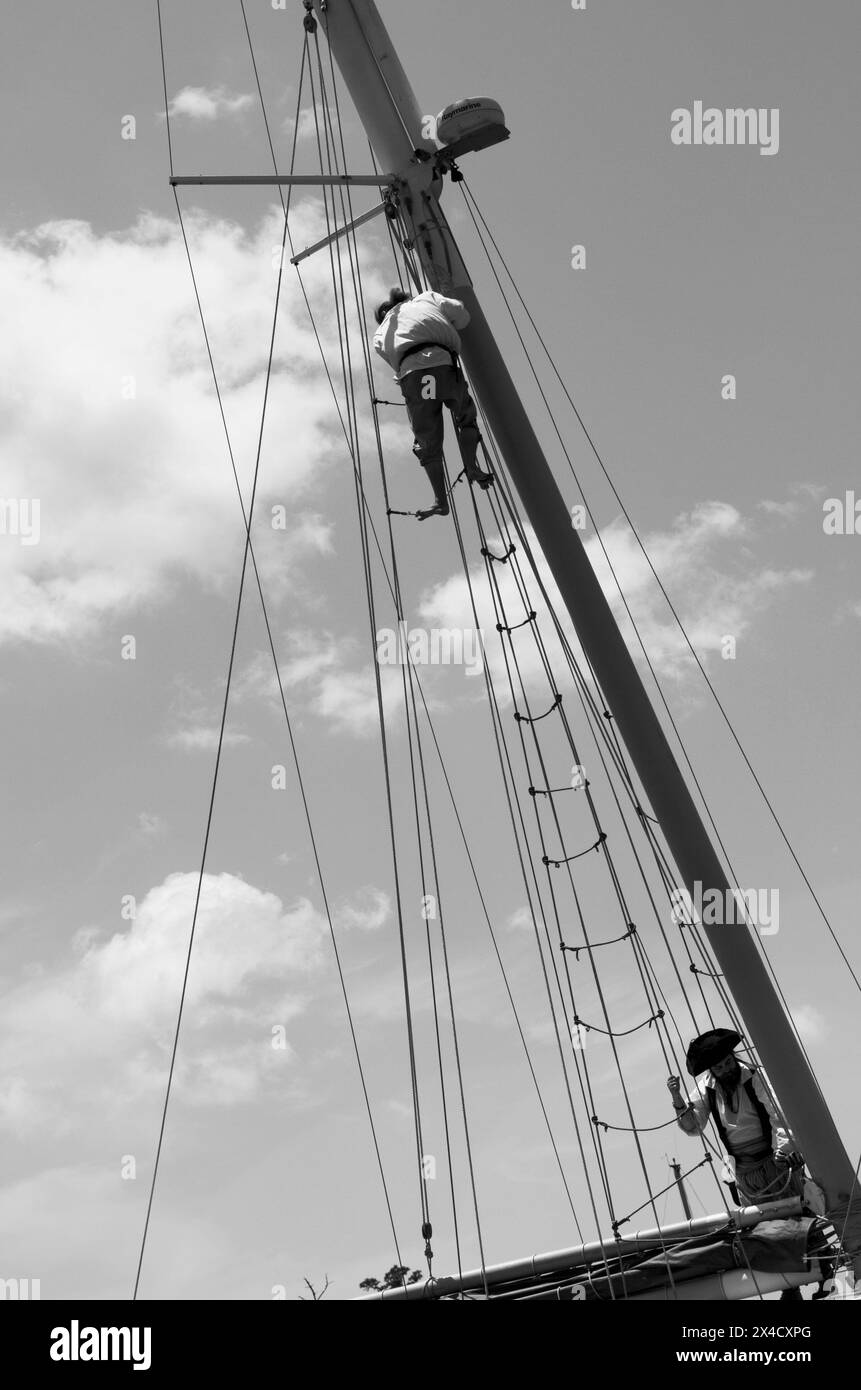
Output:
[
  {"xmin": 282, "ymin": 107, "xmax": 319, "ymax": 141},
  {"xmin": 314, "ymin": 661, "xmax": 405, "ymax": 735},
  {"xmin": 0, "ymin": 208, "xmax": 366, "ymax": 647},
  {"xmin": 0, "ymin": 872, "xmax": 408, "ymax": 1143},
  {"xmin": 235, "ymin": 629, "xmax": 409, "ymax": 736},
  {"xmin": 290, "ymin": 511, "xmax": 335, "ymax": 554},
  {"xmin": 759, "ymin": 499, "xmax": 802, "ymax": 520},
  {"xmin": 166, "ymin": 725, "xmax": 251, "ymax": 752},
  {"xmin": 383, "ymin": 1097, "xmax": 413, "ymax": 1120},
  {"xmin": 506, "ymin": 906, "xmax": 535, "ymax": 932},
  {"xmin": 334, "ymin": 886, "xmax": 390, "ymax": 932},
  {"xmin": 240, "ymin": 491, "xmax": 809, "ymax": 733},
  {"xmin": 87, "ymin": 873, "xmax": 325, "ymax": 1028},
  {"xmin": 792, "ymin": 1004, "xmax": 826, "ymax": 1044},
  {"xmin": 168, "ymin": 86, "xmax": 254, "ymax": 122},
  {"xmin": 234, "ymin": 629, "xmax": 342, "ymax": 701},
  {"xmin": 758, "ymin": 482, "xmax": 827, "ymax": 520},
  {"xmin": 137, "ymin": 811, "xmax": 166, "ymax": 837},
  {"xmin": 0, "ymin": 872, "xmax": 331, "ymax": 1136},
  {"xmin": 163, "ymin": 676, "xmax": 253, "ymax": 752},
  {"xmin": 418, "ymin": 501, "xmax": 813, "ymax": 698}
]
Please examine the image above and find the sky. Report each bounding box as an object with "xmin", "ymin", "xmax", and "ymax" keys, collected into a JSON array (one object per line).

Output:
[{"xmin": 1, "ymin": 0, "xmax": 860, "ymax": 1302}]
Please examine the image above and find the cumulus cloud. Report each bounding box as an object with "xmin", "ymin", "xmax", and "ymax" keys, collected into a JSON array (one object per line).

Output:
[
  {"xmin": 282, "ymin": 107, "xmax": 319, "ymax": 141},
  {"xmin": 792, "ymin": 1004, "xmax": 826, "ymax": 1044},
  {"xmin": 334, "ymin": 886, "xmax": 390, "ymax": 932},
  {"xmin": 167, "ymin": 86, "xmax": 254, "ymax": 121},
  {"xmin": 85, "ymin": 873, "xmax": 326, "ymax": 1030},
  {"xmin": 0, "ymin": 872, "xmax": 332, "ymax": 1137},
  {"xmin": 313, "ymin": 661, "xmax": 405, "ymax": 735},
  {"xmin": 0, "ymin": 207, "xmax": 384, "ymax": 647},
  {"xmin": 0, "ymin": 867, "xmax": 406, "ymax": 1299},
  {"xmin": 417, "ymin": 501, "xmax": 813, "ymax": 701},
  {"xmin": 163, "ymin": 675, "xmax": 252, "ymax": 752},
  {"xmin": 0, "ymin": 869, "xmax": 403, "ymax": 1142},
  {"xmin": 287, "ymin": 511, "xmax": 334, "ymax": 555},
  {"xmin": 235, "ymin": 628, "xmax": 409, "ymax": 736},
  {"xmin": 166, "ymin": 725, "xmax": 251, "ymax": 752},
  {"xmin": 229, "ymin": 500, "xmax": 807, "ymax": 736},
  {"xmin": 234, "ymin": 628, "xmax": 342, "ymax": 699},
  {"xmin": 757, "ymin": 482, "xmax": 827, "ymax": 521},
  {"xmin": 589, "ymin": 502, "xmax": 813, "ymax": 675}
]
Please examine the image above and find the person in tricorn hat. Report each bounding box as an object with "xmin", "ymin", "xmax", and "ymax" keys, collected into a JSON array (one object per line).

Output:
[
  {"xmin": 667, "ymin": 1028, "xmax": 807, "ymax": 1209},
  {"xmin": 668, "ymin": 1029, "xmax": 815, "ymax": 1300},
  {"xmin": 372, "ymin": 286, "xmax": 493, "ymax": 520}
]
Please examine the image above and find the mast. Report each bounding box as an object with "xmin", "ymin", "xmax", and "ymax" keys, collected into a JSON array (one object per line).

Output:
[
  {"xmin": 671, "ymin": 1160, "xmax": 693, "ymax": 1223},
  {"xmin": 311, "ymin": 0, "xmax": 860, "ymax": 1262}
]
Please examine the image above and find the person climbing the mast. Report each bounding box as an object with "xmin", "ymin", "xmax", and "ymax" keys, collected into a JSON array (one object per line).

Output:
[
  {"xmin": 668, "ymin": 1029, "xmax": 808, "ymax": 1208},
  {"xmin": 372, "ymin": 286, "xmax": 493, "ymax": 520}
]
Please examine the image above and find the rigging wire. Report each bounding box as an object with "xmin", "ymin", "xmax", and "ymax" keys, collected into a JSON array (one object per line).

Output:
[
  {"xmin": 442, "ymin": 458, "xmax": 622, "ymax": 1286},
  {"xmin": 235, "ymin": 10, "xmax": 596, "ymax": 1277},
  {"xmin": 467, "ymin": 423, "xmax": 735, "ymax": 1032},
  {"xmin": 437, "ymin": 337, "xmax": 762, "ymax": 1238},
  {"xmin": 454, "ymin": 483, "xmax": 693, "ymax": 1284},
  {"xmin": 369, "ymin": 268, "xmax": 625, "ymax": 1262},
  {"xmin": 137, "ymin": 8, "xmax": 291, "ymax": 1296},
  {"xmin": 378, "ymin": 205, "xmax": 625, "ymax": 1262},
  {"xmin": 454, "ymin": 200, "xmax": 833, "ymax": 1100},
  {"xmin": 305, "ymin": 35, "xmax": 435, "ymax": 1264},
  {"xmin": 141, "ymin": 1, "xmax": 407, "ymax": 1296},
  {"xmin": 364, "ymin": 225, "xmax": 739, "ymax": 1251},
  {"xmin": 156, "ymin": 0, "xmax": 837, "ymax": 1297},
  {"xmin": 458, "ymin": 176, "xmax": 861, "ymax": 1003},
  {"xmin": 445, "ymin": 421, "xmax": 763, "ymax": 1293},
  {"xmin": 311, "ymin": 24, "xmax": 834, "ymax": 1289},
  {"xmin": 463, "ymin": 420, "xmax": 723, "ymax": 1086},
  {"xmin": 310, "ymin": 26, "xmax": 501, "ymax": 1287},
  {"xmin": 381, "ymin": 255, "xmax": 739, "ymax": 1284}
]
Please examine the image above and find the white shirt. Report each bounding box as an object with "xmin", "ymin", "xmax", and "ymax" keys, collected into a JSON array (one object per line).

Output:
[
  {"xmin": 373, "ymin": 290, "xmax": 470, "ymax": 380},
  {"xmin": 677, "ymin": 1065, "xmax": 799, "ymax": 1181}
]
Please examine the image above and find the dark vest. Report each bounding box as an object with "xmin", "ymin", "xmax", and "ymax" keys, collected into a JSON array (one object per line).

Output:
[{"xmin": 707, "ymin": 1075, "xmax": 773, "ymax": 1154}]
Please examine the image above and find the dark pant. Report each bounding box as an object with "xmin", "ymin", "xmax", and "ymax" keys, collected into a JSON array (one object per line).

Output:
[
  {"xmin": 734, "ymin": 1154, "xmax": 806, "ymax": 1206},
  {"xmin": 400, "ymin": 365, "xmax": 480, "ymax": 472}
]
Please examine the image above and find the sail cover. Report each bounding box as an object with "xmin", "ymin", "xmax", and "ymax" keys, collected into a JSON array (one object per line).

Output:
[{"xmin": 570, "ymin": 1218, "xmax": 825, "ymax": 1301}]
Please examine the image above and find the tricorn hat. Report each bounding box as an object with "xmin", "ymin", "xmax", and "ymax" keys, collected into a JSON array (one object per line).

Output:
[{"xmin": 685, "ymin": 1028, "xmax": 742, "ymax": 1077}]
